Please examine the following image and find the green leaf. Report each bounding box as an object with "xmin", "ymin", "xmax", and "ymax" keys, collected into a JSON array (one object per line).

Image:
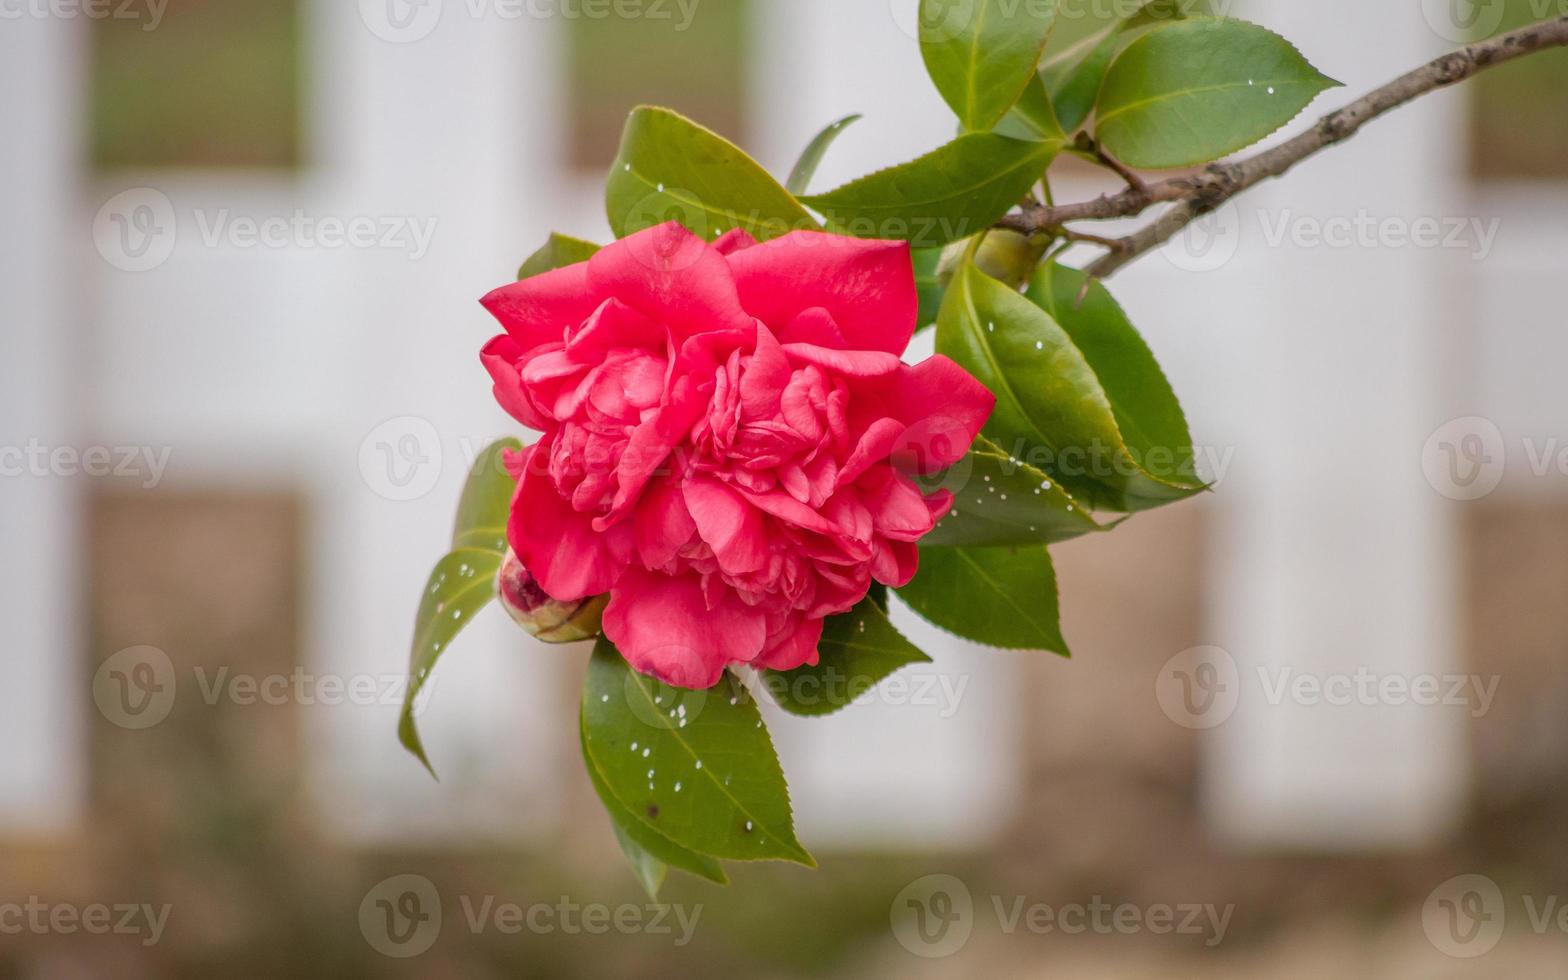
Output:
[
  {"xmin": 581, "ymin": 639, "xmax": 814, "ymax": 866},
  {"xmin": 920, "ymin": 0, "xmax": 1060, "ymax": 131},
  {"xmin": 400, "ymin": 439, "xmax": 520, "ymax": 776},
  {"xmin": 611, "ymin": 823, "xmax": 667, "ymax": 900},
  {"xmin": 995, "ymin": 72, "xmax": 1067, "ymax": 143},
  {"xmin": 935, "ymin": 261, "xmax": 1202, "ymax": 512},
  {"xmin": 606, "ymin": 106, "xmax": 817, "ymax": 242},
  {"xmin": 801, "ymin": 134, "xmax": 1060, "ymax": 248},
  {"xmin": 868, "ymin": 582, "xmax": 889, "ymax": 611},
  {"xmin": 399, "ymin": 549, "xmax": 504, "ymax": 777},
  {"xmin": 913, "ymin": 246, "xmax": 945, "ymax": 330},
  {"xmin": 899, "ymin": 545, "xmax": 1068, "ymax": 654},
  {"xmin": 579, "ymin": 713, "xmax": 728, "ymax": 895},
  {"xmin": 785, "ymin": 114, "xmax": 862, "ymax": 195},
  {"xmin": 918, "ymin": 433, "xmax": 1109, "ymax": 547},
  {"xmin": 1026, "ymin": 263, "xmax": 1202, "ymax": 489},
  {"xmin": 1040, "ymin": 0, "xmax": 1189, "ymax": 132},
  {"xmin": 1094, "ymin": 17, "xmax": 1340, "ymax": 169},
  {"xmin": 451, "ymin": 438, "xmax": 522, "ymax": 553},
  {"xmin": 1122, "ymin": 0, "xmax": 1201, "ymax": 25},
  {"xmin": 1043, "ymin": 41, "xmax": 1116, "ymax": 135},
  {"xmin": 762, "ymin": 598, "xmax": 931, "ymax": 718},
  {"xmin": 517, "ymin": 233, "xmax": 600, "ymax": 280}
]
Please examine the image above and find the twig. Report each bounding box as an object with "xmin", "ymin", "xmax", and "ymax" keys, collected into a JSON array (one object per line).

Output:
[
  {"xmin": 996, "ymin": 180, "xmax": 1186, "ymax": 229},
  {"xmin": 995, "ymin": 16, "xmax": 1568, "ymax": 280},
  {"xmin": 1076, "ymin": 133, "xmax": 1150, "ymax": 195},
  {"xmin": 1052, "ymin": 226, "xmax": 1126, "ymax": 250}
]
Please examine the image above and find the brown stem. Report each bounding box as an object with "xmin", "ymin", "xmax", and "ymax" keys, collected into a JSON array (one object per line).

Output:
[
  {"xmin": 994, "ymin": 16, "xmax": 1568, "ymax": 280},
  {"xmin": 1076, "ymin": 133, "xmax": 1151, "ymax": 195},
  {"xmin": 1052, "ymin": 226, "xmax": 1127, "ymax": 250}
]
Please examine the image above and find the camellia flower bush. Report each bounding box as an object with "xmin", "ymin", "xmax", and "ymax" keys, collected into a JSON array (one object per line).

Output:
[{"xmin": 399, "ymin": 1, "xmax": 1568, "ymax": 894}]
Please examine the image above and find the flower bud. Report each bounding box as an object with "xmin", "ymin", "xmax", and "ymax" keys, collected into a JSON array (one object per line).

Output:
[
  {"xmin": 496, "ymin": 550, "xmax": 608, "ymax": 643},
  {"xmin": 936, "ymin": 229, "xmax": 1053, "ymax": 291}
]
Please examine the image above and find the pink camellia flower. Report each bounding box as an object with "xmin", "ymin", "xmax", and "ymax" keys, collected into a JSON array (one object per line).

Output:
[{"xmin": 479, "ymin": 222, "xmax": 994, "ymax": 689}]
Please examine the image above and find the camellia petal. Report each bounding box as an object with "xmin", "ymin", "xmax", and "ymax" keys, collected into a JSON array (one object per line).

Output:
[
  {"xmin": 602, "ymin": 567, "xmax": 767, "ymax": 689},
  {"xmin": 755, "ymin": 615, "xmax": 825, "ymax": 672},
  {"xmin": 870, "ymin": 536, "xmax": 920, "ymax": 588},
  {"xmin": 781, "ymin": 343, "xmax": 903, "ymax": 378},
  {"xmin": 781, "ymin": 307, "xmax": 849, "ymax": 349},
  {"xmin": 712, "ymin": 228, "xmax": 759, "ymax": 255},
  {"xmin": 726, "ymin": 231, "xmax": 918, "ymax": 355},
  {"xmin": 587, "ymin": 222, "xmax": 753, "ymax": 339},
  {"xmin": 683, "ymin": 478, "xmax": 768, "ymax": 576},
  {"xmin": 480, "ymin": 262, "xmax": 604, "ymax": 350},
  {"xmin": 882, "ymin": 355, "xmax": 997, "ymax": 475},
  {"xmin": 509, "ymin": 438, "xmax": 629, "ymax": 601},
  {"xmin": 862, "ymin": 467, "xmax": 940, "ymax": 542},
  {"xmin": 480, "ymin": 335, "xmax": 550, "ymax": 431},
  {"xmin": 566, "ymin": 297, "xmax": 667, "ymax": 362},
  {"xmin": 634, "ymin": 476, "xmax": 697, "ymax": 570},
  {"xmin": 837, "ymin": 417, "xmax": 908, "ymax": 488}
]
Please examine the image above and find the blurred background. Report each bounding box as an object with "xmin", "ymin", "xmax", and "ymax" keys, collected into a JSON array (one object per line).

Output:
[{"xmin": 3, "ymin": 0, "xmax": 1568, "ymax": 976}]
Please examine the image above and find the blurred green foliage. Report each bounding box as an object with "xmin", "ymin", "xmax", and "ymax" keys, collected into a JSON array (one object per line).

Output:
[
  {"xmin": 91, "ymin": 0, "xmax": 300, "ymax": 170},
  {"xmin": 567, "ymin": 0, "xmax": 749, "ymax": 168},
  {"xmin": 1470, "ymin": 0, "xmax": 1568, "ymax": 178}
]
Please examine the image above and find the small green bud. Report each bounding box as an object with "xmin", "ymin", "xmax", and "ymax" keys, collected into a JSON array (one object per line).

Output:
[
  {"xmin": 496, "ymin": 550, "xmax": 607, "ymax": 643},
  {"xmin": 936, "ymin": 230, "xmax": 1053, "ymax": 291}
]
